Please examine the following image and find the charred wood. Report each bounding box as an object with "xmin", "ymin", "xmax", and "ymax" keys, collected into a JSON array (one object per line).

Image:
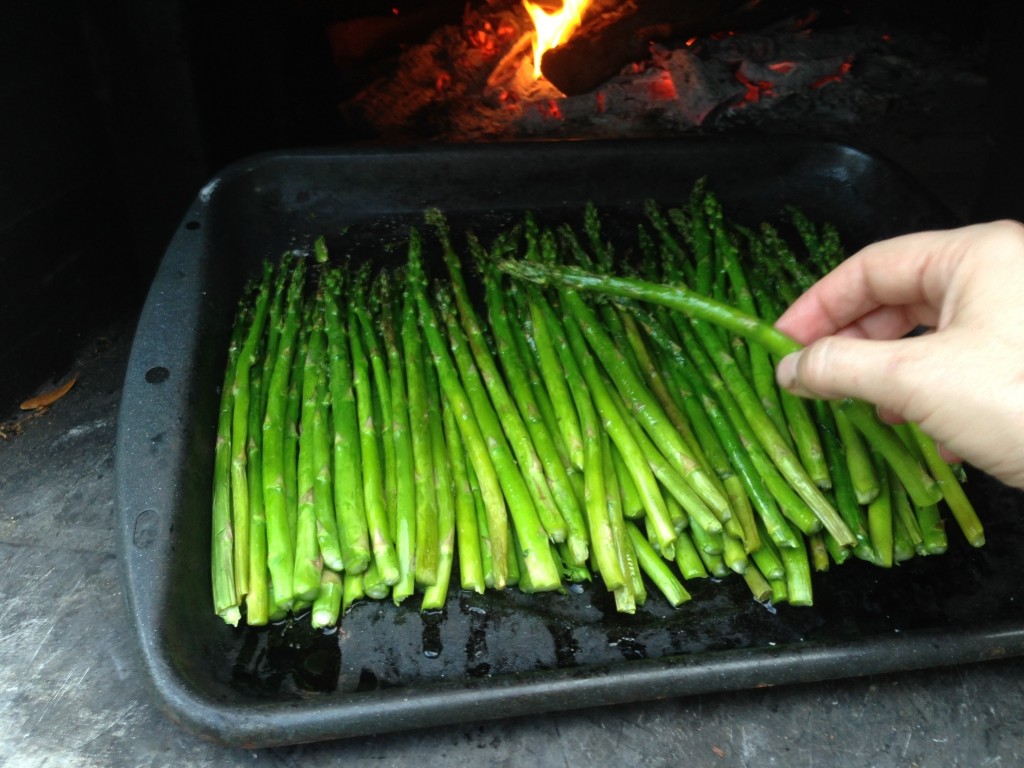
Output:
[{"xmin": 540, "ymin": 0, "xmax": 810, "ymax": 95}]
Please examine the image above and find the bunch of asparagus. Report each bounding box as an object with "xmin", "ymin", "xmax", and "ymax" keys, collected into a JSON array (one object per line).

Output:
[{"xmin": 211, "ymin": 181, "xmax": 984, "ymax": 629}]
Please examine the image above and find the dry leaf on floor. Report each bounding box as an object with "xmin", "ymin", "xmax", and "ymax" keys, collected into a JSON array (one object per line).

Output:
[{"xmin": 20, "ymin": 374, "xmax": 78, "ymax": 410}]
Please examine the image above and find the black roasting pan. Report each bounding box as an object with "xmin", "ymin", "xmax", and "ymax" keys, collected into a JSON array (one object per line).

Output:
[{"xmin": 115, "ymin": 137, "xmax": 1024, "ymax": 748}]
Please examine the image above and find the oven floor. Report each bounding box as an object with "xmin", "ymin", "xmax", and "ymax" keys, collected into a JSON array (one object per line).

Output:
[{"xmin": 2, "ymin": 308, "xmax": 1024, "ymax": 765}]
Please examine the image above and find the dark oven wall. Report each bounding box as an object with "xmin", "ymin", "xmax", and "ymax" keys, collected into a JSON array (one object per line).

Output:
[
  {"xmin": 1, "ymin": 7, "xmax": 133, "ymax": 413},
  {"xmin": 0, "ymin": 3, "xmax": 208, "ymax": 413},
  {"xmin": 1, "ymin": 0, "xmax": 1021, "ymax": 414}
]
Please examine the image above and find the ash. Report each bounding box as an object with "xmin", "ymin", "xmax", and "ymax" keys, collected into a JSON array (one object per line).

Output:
[{"xmin": 337, "ymin": 5, "xmax": 988, "ymax": 146}]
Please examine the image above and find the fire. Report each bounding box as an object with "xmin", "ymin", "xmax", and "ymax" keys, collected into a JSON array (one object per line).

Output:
[{"xmin": 522, "ymin": 0, "xmax": 593, "ymax": 79}]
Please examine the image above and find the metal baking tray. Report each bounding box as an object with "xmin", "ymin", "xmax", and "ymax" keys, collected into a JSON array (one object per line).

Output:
[{"xmin": 115, "ymin": 137, "xmax": 1024, "ymax": 748}]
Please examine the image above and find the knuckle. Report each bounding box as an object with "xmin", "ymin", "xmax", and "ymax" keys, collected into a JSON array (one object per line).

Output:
[
  {"xmin": 988, "ymin": 219, "xmax": 1024, "ymax": 242},
  {"xmin": 869, "ymin": 342, "xmax": 929, "ymax": 418},
  {"xmin": 976, "ymin": 220, "xmax": 1024, "ymax": 265},
  {"xmin": 797, "ymin": 337, "xmax": 845, "ymax": 395}
]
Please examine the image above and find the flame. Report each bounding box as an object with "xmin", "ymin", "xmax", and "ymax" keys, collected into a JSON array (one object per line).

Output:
[{"xmin": 522, "ymin": 0, "xmax": 593, "ymax": 79}]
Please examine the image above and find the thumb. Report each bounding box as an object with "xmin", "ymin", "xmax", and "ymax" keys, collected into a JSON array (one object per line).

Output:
[{"xmin": 775, "ymin": 335, "xmax": 933, "ymax": 418}]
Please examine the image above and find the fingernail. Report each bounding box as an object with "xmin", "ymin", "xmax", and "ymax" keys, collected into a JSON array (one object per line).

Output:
[
  {"xmin": 875, "ymin": 405, "xmax": 906, "ymax": 425},
  {"xmin": 776, "ymin": 351, "xmax": 801, "ymax": 390}
]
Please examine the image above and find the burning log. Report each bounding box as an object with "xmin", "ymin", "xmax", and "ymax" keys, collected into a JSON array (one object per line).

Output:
[
  {"xmin": 540, "ymin": 0, "xmax": 809, "ymax": 96},
  {"xmin": 339, "ymin": 0, "xmax": 861, "ymax": 144}
]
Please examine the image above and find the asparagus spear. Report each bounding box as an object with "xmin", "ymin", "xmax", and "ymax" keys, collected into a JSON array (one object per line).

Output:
[
  {"xmin": 832, "ymin": 404, "xmax": 880, "ymax": 505},
  {"xmin": 703, "ymin": 199, "xmax": 793, "ymax": 454},
  {"xmin": 559, "ymin": 304, "xmax": 677, "ymax": 555},
  {"xmin": 904, "ymin": 422, "xmax": 984, "ymax": 547},
  {"xmin": 245, "ymin": 332, "xmax": 270, "ymax": 626},
  {"xmin": 721, "ymin": 530, "xmax": 749, "ymax": 575},
  {"xmin": 916, "ymin": 501, "xmax": 949, "ymax": 555},
  {"xmin": 747, "ymin": 258, "xmax": 832, "ymax": 491},
  {"xmin": 421, "ymin": 337, "xmax": 456, "ymax": 611},
  {"xmin": 358, "ymin": 276, "xmax": 399, "ymax": 546},
  {"xmin": 309, "ymin": 299, "xmax": 343, "ymax": 577},
  {"xmin": 674, "ymin": 530, "xmax": 709, "ymax": 581},
  {"xmin": 814, "ymin": 399, "xmax": 871, "ymax": 560},
  {"xmin": 439, "ymin": 293, "xmax": 563, "ymax": 591},
  {"xmin": 586, "ymin": 206, "xmax": 708, "ymax": 467},
  {"xmin": 750, "ymin": 528, "xmax": 785, "ymax": 581},
  {"xmin": 867, "ymin": 447, "xmax": 894, "ymax": 568},
  {"xmin": 381, "ymin": 282, "xmax": 416, "ymax": 590},
  {"xmin": 311, "ymin": 569, "xmax": 343, "ymax": 629},
  {"xmin": 498, "ymin": 259, "xmax": 942, "ymax": 512},
  {"xmin": 215, "ymin": 195, "xmax": 994, "ymax": 628},
  {"xmin": 526, "ymin": 286, "xmax": 625, "ymax": 592},
  {"xmin": 890, "ymin": 465, "xmax": 925, "ymax": 555},
  {"xmin": 641, "ymin": 316, "xmax": 758, "ymax": 548},
  {"xmin": 505, "ymin": 276, "xmax": 579, "ymax": 476},
  {"xmin": 401, "ymin": 270, "xmax": 439, "ymax": 593},
  {"xmin": 684, "ymin": 309, "xmax": 851, "ymax": 542},
  {"xmin": 891, "ymin": 486, "xmax": 920, "ymax": 563},
  {"xmin": 239, "ymin": 264, "xmax": 288, "ymax": 625},
  {"xmin": 743, "ymin": 565, "xmax": 774, "ymax": 603},
  {"xmin": 442, "ymin": 385, "xmax": 486, "ymax": 594},
  {"xmin": 602, "ymin": 370, "xmax": 720, "ymax": 541},
  {"xmin": 468, "ymin": 456, "xmax": 495, "ymax": 588},
  {"xmin": 259, "ymin": 256, "xmax": 288, "ymax": 415},
  {"xmin": 323, "ymin": 268, "xmax": 373, "ymax": 576},
  {"xmin": 262, "ymin": 255, "xmax": 306, "ymax": 612},
  {"xmin": 630, "ymin": 304, "xmax": 802, "ymax": 549},
  {"xmin": 284, "ymin": 307, "xmax": 307, "ymax": 551},
  {"xmin": 780, "ymin": 538, "xmax": 813, "ymax": 607},
  {"xmin": 517, "ymin": 295, "xmax": 586, "ymax": 470},
  {"xmin": 406, "ymin": 228, "xmax": 511, "ymax": 589},
  {"xmin": 474, "ymin": 237, "xmax": 590, "ymax": 566},
  {"xmin": 893, "ymin": 424, "xmax": 949, "ymax": 554},
  {"xmin": 361, "ymin": 560, "xmax": 390, "ymax": 600},
  {"xmin": 693, "ymin": 537, "xmax": 730, "ymax": 579},
  {"xmin": 342, "ymin": 569, "xmax": 365, "ymax": 615},
  {"xmin": 553, "ymin": 227, "xmax": 732, "ymax": 523},
  {"xmin": 605, "ymin": 434, "xmax": 644, "ymax": 613},
  {"xmin": 626, "ymin": 521, "xmax": 691, "ymax": 607},
  {"xmin": 230, "ymin": 262, "xmax": 274, "ymax": 603},
  {"xmin": 350, "ymin": 295, "xmax": 400, "ymax": 588},
  {"xmin": 293, "ymin": 302, "xmax": 324, "ymax": 603},
  {"xmin": 808, "ymin": 531, "xmax": 831, "ymax": 572},
  {"xmin": 212, "ymin": 297, "xmax": 247, "ymax": 626},
  {"xmin": 610, "ymin": 442, "xmax": 644, "ymax": 519},
  {"xmin": 429, "ymin": 213, "xmax": 569, "ymax": 549},
  {"xmin": 615, "ymin": 307, "xmax": 715, "ymax": 486}
]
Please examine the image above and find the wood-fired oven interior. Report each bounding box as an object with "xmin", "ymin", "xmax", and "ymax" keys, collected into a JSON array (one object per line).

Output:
[{"xmin": 1, "ymin": 0, "xmax": 1021, "ymax": 412}]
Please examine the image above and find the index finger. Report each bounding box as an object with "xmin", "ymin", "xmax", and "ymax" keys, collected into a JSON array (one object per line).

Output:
[{"xmin": 773, "ymin": 225, "xmax": 982, "ymax": 345}]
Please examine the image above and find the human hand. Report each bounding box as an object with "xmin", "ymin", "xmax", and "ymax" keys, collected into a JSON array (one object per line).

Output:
[{"xmin": 774, "ymin": 220, "xmax": 1024, "ymax": 489}]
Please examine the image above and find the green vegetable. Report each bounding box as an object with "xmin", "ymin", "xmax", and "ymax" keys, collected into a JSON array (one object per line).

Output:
[{"xmin": 210, "ymin": 183, "xmax": 983, "ymax": 634}]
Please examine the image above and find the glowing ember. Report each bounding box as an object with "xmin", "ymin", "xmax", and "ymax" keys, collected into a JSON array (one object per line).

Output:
[
  {"xmin": 811, "ymin": 58, "xmax": 853, "ymax": 89},
  {"xmin": 522, "ymin": 0, "xmax": 593, "ymax": 79}
]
